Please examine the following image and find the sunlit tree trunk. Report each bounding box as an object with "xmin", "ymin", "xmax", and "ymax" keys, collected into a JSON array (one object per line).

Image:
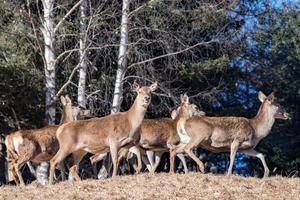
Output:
[
  {"xmin": 37, "ymin": 0, "xmax": 56, "ymax": 185},
  {"xmin": 97, "ymin": 0, "xmax": 130, "ymax": 179},
  {"xmin": 111, "ymin": 0, "xmax": 129, "ymax": 114},
  {"xmin": 77, "ymin": 0, "xmax": 88, "ymax": 109},
  {"xmin": 68, "ymin": 0, "xmax": 89, "ymax": 181}
]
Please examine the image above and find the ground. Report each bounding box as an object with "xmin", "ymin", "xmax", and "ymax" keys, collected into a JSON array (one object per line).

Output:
[{"xmin": 0, "ymin": 173, "xmax": 299, "ymax": 200}]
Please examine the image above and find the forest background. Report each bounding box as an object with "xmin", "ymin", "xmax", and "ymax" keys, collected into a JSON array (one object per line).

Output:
[{"xmin": 0, "ymin": 0, "xmax": 299, "ymax": 184}]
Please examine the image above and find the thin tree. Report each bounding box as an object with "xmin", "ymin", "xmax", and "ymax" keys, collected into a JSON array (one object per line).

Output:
[
  {"xmin": 36, "ymin": 0, "xmax": 56, "ymax": 185},
  {"xmin": 111, "ymin": 0, "xmax": 130, "ymax": 113},
  {"xmin": 35, "ymin": 0, "xmax": 85, "ymax": 185},
  {"xmin": 78, "ymin": 0, "xmax": 88, "ymax": 109},
  {"xmin": 97, "ymin": 0, "xmax": 130, "ymax": 179}
]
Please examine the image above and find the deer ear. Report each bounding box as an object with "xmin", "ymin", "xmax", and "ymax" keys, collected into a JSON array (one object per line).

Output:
[
  {"xmin": 132, "ymin": 80, "xmax": 140, "ymax": 92},
  {"xmin": 267, "ymin": 92, "xmax": 275, "ymax": 102},
  {"xmin": 65, "ymin": 95, "xmax": 72, "ymax": 104},
  {"xmin": 258, "ymin": 91, "xmax": 267, "ymax": 103},
  {"xmin": 60, "ymin": 96, "xmax": 66, "ymax": 106},
  {"xmin": 171, "ymin": 110, "xmax": 178, "ymax": 119},
  {"xmin": 180, "ymin": 94, "xmax": 184, "ymax": 103},
  {"xmin": 149, "ymin": 81, "xmax": 158, "ymax": 92},
  {"xmin": 181, "ymin": 93, "xmax": 189, "ymax": 104}
]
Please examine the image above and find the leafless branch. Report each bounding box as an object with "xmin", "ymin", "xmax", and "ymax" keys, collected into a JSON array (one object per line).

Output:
[
  {"xmin": 128, "ymin": 39, "xmax": 219, "ymax": 69},
  {"xmin": 54, "ymin": 0, "xmax": 85, "ymax": 33}
]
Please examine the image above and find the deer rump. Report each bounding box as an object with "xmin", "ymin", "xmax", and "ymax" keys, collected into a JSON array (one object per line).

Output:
[{"xmin": 5, "ymin": 126, "xmax": 59, "ymax": 181}]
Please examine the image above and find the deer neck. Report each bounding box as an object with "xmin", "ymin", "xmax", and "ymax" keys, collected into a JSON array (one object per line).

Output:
[
  {"xmin": 250, "ymin": 105, "xmax": 275, "ymax": 141},
  {"xmin": 175, "ymin": 106, "xmax": 191, "ymax": 144},
  {"xmin": 127, "ymin": 98, "xmax": 147, "ymax": 133},
  {"xmin": 60, "ymin": 106, "xmax": 74, "ymax": 124}
]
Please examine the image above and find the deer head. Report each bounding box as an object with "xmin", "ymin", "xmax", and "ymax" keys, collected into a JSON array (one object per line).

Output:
[
  {"xmin": 132, "ymin": 80, "xmax": 158, "ymax": 109},
  {"xmin": 189, "ymin": 104, "xmax": 206, "ymax": 117},
  {"xmin": 171, "ymin": 95, "xmax": 205, "ymax": 119},
  {"xmin": 171, "ymin": 94, "xmax": 192, "ymax": 120},
  {"xmin": 258, "ymin": 91, "xmax": 289, "ymax": 120},
  {"xmin": 60, "ymin": 95, "xmax": 81, "ymax": 123}
]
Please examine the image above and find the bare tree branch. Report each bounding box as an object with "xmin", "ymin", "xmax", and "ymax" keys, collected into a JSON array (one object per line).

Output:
[
  {"xmin": 54, "ymin": 0, "xmax": 85, "ymax": 33},
  {"xmin": 128, "ymin": 39, "xmax": 219, "ymax": 69}
]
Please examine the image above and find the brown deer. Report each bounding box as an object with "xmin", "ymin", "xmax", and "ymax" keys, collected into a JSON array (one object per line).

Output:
[
  {"xmin": 89, "ymin": 94, "xmax": 205, "ymax": 174},
  {"xmin": 89, "ymin": 95, "xmax": 204, "ymax": 174},
  {"xmin": 48, "ymin": 81, "xmax": 157, "ymax": 184},
  {"xmin": 173, "ymin": 91, "xmax": 289, "ymax": 177},
  {"xmin": 138, "ymin": 94, "xmax": 205, "ymax": 173},
  {"xmin": 5, "ymin": 95, "xmax": 82, "ymax": 186}
]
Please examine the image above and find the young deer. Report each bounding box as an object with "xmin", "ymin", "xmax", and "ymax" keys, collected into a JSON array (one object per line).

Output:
[
  {"xmin": 174, "ymin": 91, "xmax": 289, "ymax": 177},
  {"xmin": 5, "ymin": 95, "xmax": 81, "ymax": 186},
  {"xmin": 49, "ymin": 81, "xmax": 157, "ymax": 184}
]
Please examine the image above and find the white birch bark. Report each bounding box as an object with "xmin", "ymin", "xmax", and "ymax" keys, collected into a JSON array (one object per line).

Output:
[
  {"xmin": 111, "ymin": 0, "xmax": 130, "ymax": 114},
  {"xmin": 77, "ymin": 0, "xmax": 88, "ymax": 109},
  {"xmin": 37, "ymin": 0, "xmax": 56, "ymax": 185},
  {"xmin": 69, "ymin": 0, "xmax": 89, "ymax": 181},
  {"xmin": 97, "ymin": 0, "xmax": 130, "ymax": 179}
]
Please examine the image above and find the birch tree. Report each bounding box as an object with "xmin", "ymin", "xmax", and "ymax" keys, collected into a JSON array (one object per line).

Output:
[
  {"xmin": 36, "ymin": 0, "xmax": 56, "ymax": 185},
  {"xmin": 35, "ymin": 0, "xmax": 85, "ymax": 185},
  {"xmin": 77, "ymin": 0, "xmax": 88, "ymax": 109},
  {"xmin": 67, "ymin": 0, "xmax": 89, "ymax": 181},
  {"xmin": 96, "ymin": 0, "xmax": 130, "ymax": 179},
  {"xmin": 111, "ymin": 0, "xmax": 130, "ymax": 113}
]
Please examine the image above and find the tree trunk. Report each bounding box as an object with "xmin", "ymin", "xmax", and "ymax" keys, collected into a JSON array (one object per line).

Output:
[
  {"xmin": 38, "ymin": 0, "xmax": 56, "ymax": 185},
  {"xmin": 97, "ymin": 0, "xmax": 130, "ymax": 179},
  {"xmin": 111, "ymin": 0, "xmax": 129, "ymax": 114},
  {"xmin": 77, "ymin": 0, "xmax": 88, "ymax": 109},
  {"xmin": 69, "ymin": 0, "xmax": 89, "ymax": 181}
]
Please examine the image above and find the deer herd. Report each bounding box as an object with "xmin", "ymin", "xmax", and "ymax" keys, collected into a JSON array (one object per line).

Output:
[{"xmin": 3, "ymin": 81, "xmax": 289, "ymax": 186}]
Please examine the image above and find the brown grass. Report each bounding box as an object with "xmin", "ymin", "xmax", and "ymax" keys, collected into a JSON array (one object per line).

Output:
[{"xmin": 0, "ymin": 173, "xmax": 299, "ymax": 200}]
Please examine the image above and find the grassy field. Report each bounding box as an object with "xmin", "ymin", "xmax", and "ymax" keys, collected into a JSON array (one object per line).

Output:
[{"xmin": 0, "ymin": 173, "xmax": 299, "ymax": 200}]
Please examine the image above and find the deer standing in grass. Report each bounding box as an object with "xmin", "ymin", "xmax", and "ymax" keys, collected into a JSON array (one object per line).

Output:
[
  {"xmin": 173, "ymin": 91, "xmax": 289, "ymax": 177},
  {"xmin": 138, "ymin": 94, "xmax": 205, "ymax": 173},
  {"xmin": 5, "ymin": 95, "xmax": 82, "ymax": 186},
  {"xmin": 90, "ymin": 94, "xmax": 205, "ymax": 174},
  {"xmin": 49, "ymin": 81, "xmax": 157, "ymax": 184}
]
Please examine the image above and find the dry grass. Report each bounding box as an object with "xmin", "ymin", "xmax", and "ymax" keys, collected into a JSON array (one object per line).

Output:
[{"xmin": 0, "ymin": 173, "xmax": 299, "ymax": 200}]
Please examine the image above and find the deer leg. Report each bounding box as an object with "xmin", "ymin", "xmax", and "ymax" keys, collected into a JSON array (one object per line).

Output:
[
  {"xmin": 110, "ymin": 141, "xmax": 120, "ymax": 177},
  {"xmin": 120, "ymin": 137, "xmax": 133, "ymax": 147},
  {"xmin": 9, "ymin": 161, "xmax": 20, "ymax": 185},
  {"xmin": 128, "ymin": 146, "xmax": 142, "ymax": 174},
  {"xmin": 130, "ymin": 149, "xmax": 151, "ymax": 172},
  {"xmin": 169, "ymin": 148, "xmax": 176, "ymax": 174},
  {"xmin": 49, "ymin": 148, "xmax": 71, "ymax": 184},
  {"xmin": 170, "ymin": 143, "xmax": 186, "ymax": 173},
  {"xmin": 184, "ymin": 140, "xmax": 205, "ymax": 173},
  {"xmin": 6, "ymin": 153, "xmax": 19, "ymax": 184},
  {"xmin": 151, "ymin": 152, "xmax": 163, "ymax": 173},
  {"xmin": 177, "ymin": 153, "xmax": 188, "ymax": 174},
  {"xmin": 140, "ymin": 154, "xmax": 151, "ymax": 172},
  {"xmin": 68, "ymin": 150, "xmax": 87, "ymax": 181},
  {"xmin": 118, "ymin": 147, "xmax": 129, "ymax": 162},
  {"xmin": 26, "ymin": 162, "xmax": 37, "ymax": 178},
  {"xmin": 90, "ymin": 153, "xmax": 107, "ymax": 165},
  {"xmin": 146, "ymin": 151, "xmax": 155, "ymax": 172},
  {"xmin": 14, "ymin": 158, "xmax": 29, "ymax": 186},
  {"xmin": 227, "ymin": 139, "xmax": 240, "ymax": 176},
  {"xmin": 58, "ymin": 161, "xmax": 66, "ymax": 181},
  {"xmin": 242, "ymin": 149, "xmax": 270, "ymax": 178},
  {"xmin": 11, "ymin": 165, "xmax": 20, "ymax": 185},
  {"xmin": 14, "ymin": 149, "xmax": 36, "ymax": 186}
]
